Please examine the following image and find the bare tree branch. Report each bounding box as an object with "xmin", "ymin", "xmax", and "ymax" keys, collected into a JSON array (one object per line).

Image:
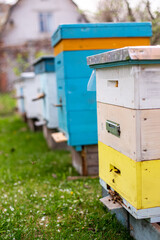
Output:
[
  {"xmin": 146, "ymin": 0, "xmax": 155, "ymax": 20},
  {"xmin": 124, "ymin": 0, "xmax": 136, "ymax": 21}
]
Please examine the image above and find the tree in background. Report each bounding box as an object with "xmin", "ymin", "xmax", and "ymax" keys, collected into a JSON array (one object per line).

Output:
[
  {"xmin": 134, "ymin": 0, "xmax": 160, "ymax": 45},
  {"xmin": 94, "ymin": 0, "xmax": 160, "ymax": 45},
  {"xmin": 95, "ymin": 0, "xmax": 128, "ymax": 22},
  {"xmin": 13, "ymin": 53, "xmax": 29, "ymax": 77}
]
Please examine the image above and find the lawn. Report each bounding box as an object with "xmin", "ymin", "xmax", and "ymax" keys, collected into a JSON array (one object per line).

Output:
[{"xmin": 0, "ymin": 94, "xmax": 132, "ymax": 240}]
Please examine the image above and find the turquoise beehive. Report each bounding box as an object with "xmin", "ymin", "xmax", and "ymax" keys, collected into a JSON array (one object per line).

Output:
[{"xmin": 51, "ymin": 22, "xmax": 152, "ymax": 150}]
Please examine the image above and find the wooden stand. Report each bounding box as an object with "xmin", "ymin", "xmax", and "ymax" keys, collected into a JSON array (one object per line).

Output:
[
  {"xmin": 21, "ymin": 113, "xmax": 27, "ymax": 122},
  {"xmin": 71, "ymin": 145, "xmax": 98, "ymax": 176},
  {"xmin": 43, "ymin": 125, "xmax": 68, "ymax": 150},
  {"xmin": 101, "ymin": 190, "xmax": 160, "ymax": 240},
  {"xmin": 27, "ymin": 118, "xmax": 42, "ymax": 132}
]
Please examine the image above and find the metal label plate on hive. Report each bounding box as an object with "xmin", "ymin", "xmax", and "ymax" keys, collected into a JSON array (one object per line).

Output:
[{"xmin": 106, "ymin": 120, "xmax": 120, "ymax": 137}]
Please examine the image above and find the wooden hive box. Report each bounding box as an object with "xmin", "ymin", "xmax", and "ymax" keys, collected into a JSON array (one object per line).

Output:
[
  {"xmin": 99, "ymin": 141, "xmax": 160, "ymax": 210},
  {"xmin": 88, "ymin": 46, "xmax": 160, "ymax": 219},
  {"xmin": 97, "ymin": 102, "xmax": 160, "ymax": 161},
  {"xmin": 22, "ymin": 72, "xmax": 43, "ymax": 121},
  {"xmin": 52, "ymin": 23, "xmax": 152, "ymax": 149},
  {"xmin": 88, "ymin": 47, "xmax": 160, "ymax": 161},
  {"xmin": 14, "ymin": 75, "xmax": 25, "ymax": 115},
  {"xmin": 33, "ymin": 56, "xmax": 67, "ymax": 149},
  {"xmin": 33, "ymin": 56, "xmax": 58, "ymax": 129}
]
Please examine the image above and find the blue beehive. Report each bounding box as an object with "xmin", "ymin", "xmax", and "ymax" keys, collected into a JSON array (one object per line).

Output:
[
  {"xmin": 51, "ymin": 22, "xmax": 152, "ymax": 150},
  {"xmin": 33, "ymin": 56, "xmax": 58, "ymax": 129}
]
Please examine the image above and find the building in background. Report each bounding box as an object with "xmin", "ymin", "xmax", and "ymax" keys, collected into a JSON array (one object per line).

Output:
[{"xmin": 0, "ymin": 0, "xmax": 87, "ymax": 92}]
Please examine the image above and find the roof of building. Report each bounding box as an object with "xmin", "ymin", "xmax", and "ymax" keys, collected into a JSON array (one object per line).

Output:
[{"xmin": 0, "ymin": 0, "xmax": 88, "ymax": 37}]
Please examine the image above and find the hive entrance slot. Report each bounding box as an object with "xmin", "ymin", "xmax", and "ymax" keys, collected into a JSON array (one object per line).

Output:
[
  {"xmin": 110, "ymin": 164, "xmax": 121, "ymax": 175},
  {"xmin": 107, "ymin": 80, "xmax": 119, "ymax": 88}
]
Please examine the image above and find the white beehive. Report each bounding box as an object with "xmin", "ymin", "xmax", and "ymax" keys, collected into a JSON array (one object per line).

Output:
[
  {"xmin": 87, "ymin": 46, "xmax": 160, "ymax": 221},
  {"xmin": 14, "ymin": 77, "xmax": 25, "ymax": 114},
  {"xmin": 88, "ymin": 46, "xmax": 160, "ymax": 161},
  {"xmin": 22, "ymin": 72, "xmax": 43, "ymax": 120}
]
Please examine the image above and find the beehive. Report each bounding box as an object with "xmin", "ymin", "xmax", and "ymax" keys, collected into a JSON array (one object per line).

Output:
[
  {"xmin": 14, "ymin": 74, "xmax": 26, "ymax": 115},
  {"xmin": 33, "ymin": 56, "xmax": 67, "ymax": 149},
  {"xmin": 52, "ymin": 23, "xmax": 151, "ymax": 149},
  {"xmin": 33, "ymin": 56, "xmax": 58, "ymax": 129},
  {"xmin": 51, "ymin": 23, "xmax": 151, "ymax": 175},
  {"xmin": 87, "ymin": 46, "xmax": 160, "ymax": 220},
  {"xmin": 22, "ymin": 72, "xmax": 43, "ymax": 130}
]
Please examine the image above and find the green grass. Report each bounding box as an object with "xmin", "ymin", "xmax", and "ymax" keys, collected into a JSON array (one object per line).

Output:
[
  {"xmin": 0, "ymin": 94, "xmax": 133, "ymax": 239},
  {"xmin": 0, "ymin": 93, "xmax": 16, "ymax": 116}
]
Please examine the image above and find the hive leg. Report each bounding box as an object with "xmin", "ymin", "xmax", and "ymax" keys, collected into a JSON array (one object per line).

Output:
[
  {"xmin": 43, "ymin": 125, "xmax": 68, "ymax": 150},
  {"xmin": 71, "ymin": 145, "xmax": 99, "ymax": 176}
]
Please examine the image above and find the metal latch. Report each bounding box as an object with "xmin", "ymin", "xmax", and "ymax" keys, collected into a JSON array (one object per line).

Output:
[
  {"xmin": 53, "ymin": 97, "xmax": 62, "ymax": 107},
  {"xmin": 106, "ymin": 120, "xmax": 120, "ymax": 137}
]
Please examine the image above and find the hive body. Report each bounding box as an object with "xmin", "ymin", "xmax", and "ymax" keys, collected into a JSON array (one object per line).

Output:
[
  {"xmin": 52, "ymin": 23, "xmax": 151, "ymax": 148},
  {"xmin": 96, "ymin": 64, "xmax": 160, "ymax": 109},
  {"xmin": 15, "ymin": 72, "xmax": 42, "ymax": 120},
  {"xmin": 23, "ymin": 74, "xmax": 42, "ymax": 120},
  {"xmin": 88, "ymin": 46, "xmax": 160, "ymax": 219},
  {"xmin": 99, "ymin": 141, "xmax": 160, "ymax": 210},
  {"xmin": 14, "ymin": 79, "xmax": 25, "ymax": 114}
]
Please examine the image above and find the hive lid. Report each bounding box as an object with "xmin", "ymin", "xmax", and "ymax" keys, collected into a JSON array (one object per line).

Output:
[
  {"xmin": 33, "ymin": 56, "xmax": 55, "ymax": 74},
  {"xmin": 51, "ymin": 22, "xmax": 152, "ymax": 47},
  {"xmin": 87, "ymin": 46, "xmax": 160, "ymax": 67},
  {"xmin": 14, "ymin": 72, "xmax": 35, "ymax": 83},
  {"xmin": 20, "ymin": 72, "xmax": 35, "ymax": 79},
  {"xmin": 33, "ymin": 56, "xmax": 54, "ymax": 66}
]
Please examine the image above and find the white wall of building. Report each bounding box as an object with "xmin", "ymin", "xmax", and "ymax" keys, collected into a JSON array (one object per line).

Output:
[{"xmin": 2, "ymin": 0, "xmax": 84, "ymax": 46}]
